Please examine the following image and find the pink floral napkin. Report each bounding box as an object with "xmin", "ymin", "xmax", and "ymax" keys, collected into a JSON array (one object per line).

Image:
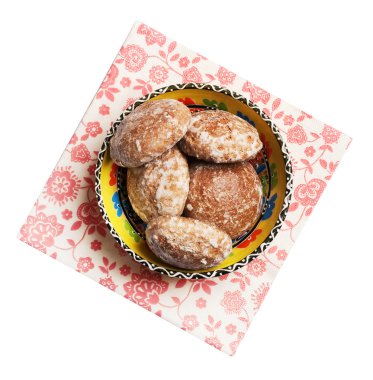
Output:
[{"xmin": 18, "ymin": 21, "xmax": 351, "ymax": 355}]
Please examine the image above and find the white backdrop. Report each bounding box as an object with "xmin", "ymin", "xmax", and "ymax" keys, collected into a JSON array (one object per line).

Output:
[{"xmin": 1, "ymin": 1, "xmax": 372, "ymax": 379}]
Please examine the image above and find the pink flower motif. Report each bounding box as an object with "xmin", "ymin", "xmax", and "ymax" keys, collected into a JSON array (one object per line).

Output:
[
  {"xmin": 304, "ymin": 146, "xmax": 316, "ymax": 157},
  {"xmin": 321, "ymin": 125, "xmax": 341, "ymax": 144},
  {"xmin": 119, "ymin": 264, "xmax": 131, "ymax": 276},
  {"xmin": 178, "ymin": 57, "xmax": 190, "ymax": 68},
  {"xmin": 283, "ymin": 114, "xmax": 294, "ymax": 126},
  {"xmin": 149, "ymin": 65, "xmax": 168, "ymax": 84},
  {"xmin": 287, "ymin": 125, "xmax": 307, "ymax": 145},
  {"xmin": 120, "ymin": 77, "xmax": 131, "ymax": 88},
  {"xmin": 20, "ymin": 212, "xmax": 64, "ymax": 253},
  {"xmin": 120, "ymin": 44, "xmax": 147, "ymax": 72},
  {"xmin": 123, "ymin": 268, "xmax": 169, "ymax": 311},
  {"xmin": 114, "ymin": 242, "xmax": 126, "ymax": 256},
  {"xmin": 87, "ymin": 164, "xmax": 96, "ymax": 176},
  {"xmin": 230, "ymin": 332, "xmax": 245, "ymax": 355},
  {"xmin": 276, "ymin": 250, "xmax": 287, "ymax": 261},
  {"xmin": 99, "ymin": 104, "xmax": 110, "ymax": 116},
  {"xmin": 77, "ymin": 199, "xmax": 103, "ymax": 225},
  {"xmin": 247, "ymin": 258, "xmax": 266, "ymax": 277},
  {"xmin": 242, "ymin": 81, "xmax": 270, "ymax": 104},
  {"xmin": 220, "ymin": 290, "xmax": 246, "ymax": 314},
  {"xmin": 99, "ymin": 276, "xmax": 117, "ymax": 291},
  {"xmin": 182, "ymin": 315, "xmax": 199, "ymax": 331},
  {"xmin": 85, "ymin": 122, "xmax": 102, "ymax": 138},
  {"xmin": 329, "ymin": 161, "xmax": 339, "ymax": 173},
  {"xmin": 100, "ymin": 64, "xmax": 118, "ymax": 89},
  {"xmin": 43, "ymin": 166, "xmax": 81, "ymax": 206},
  {"xmin": 90, "ymin": 240, "xmax": 102, "ymax": 251},
  {"xmin": 251, "ymin": 282, "xmax": 270, "ymax": 311},
  {"xmin": 69, "ymin": 134, "xmax": 78, "ymax": 145},
  {"xmin": 216, "ymin": 67, "xmax": 236, "ymax": 85},
  {"xmin": 204, "ymin": 336, "xmax": 223, "ymax": 350},
  {"xmin": 71, "ymin": 143, "xmax": 91, "ymax": 164},
  {"xmin": 61, "ymin": 209, "xmax": 72, "ymax": 220},
  {"xmin": 196, "ymin": 297, "xmax": 206, "ymax": 309},
  {"xmin": 225, "ymin": 324, "xmax": 237, "ymax": 335},
  {"xmin": 77, "ymin": 257, "xmax": 94, "ymax": 273},
  {"xmin": 137, "ymin": 23, "xmax": 166, "ymax": 46},
  {"xmin": 290, "ymin": 155, "xmax": 298, "ymax": 171},
  {"xmin": 123, "ymin": 97, "xmax": 136, "ymax": 110},
  {"xmin": 294, "ymin": 179, "xmax": 326, "ymax": 206},
  {"xmin": 182, "ymin": 66, "xmax": 203, "ymax": 83},
  {"xmin": 192, "ymin": 279, "xmax": 216, "ymax": 294}
]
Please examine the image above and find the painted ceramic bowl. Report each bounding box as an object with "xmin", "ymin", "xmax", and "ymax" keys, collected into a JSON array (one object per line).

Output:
[{"xmin": 95, "ymin": 83, "xmax": 293, "ymax": 279}]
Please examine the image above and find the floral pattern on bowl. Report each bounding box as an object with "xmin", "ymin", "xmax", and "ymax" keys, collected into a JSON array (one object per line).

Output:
[{"xmin": 95, "ymin": 83, "xmax": 293, "ymax": 279}]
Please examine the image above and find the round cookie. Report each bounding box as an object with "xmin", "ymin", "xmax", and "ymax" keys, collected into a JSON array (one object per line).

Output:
[
  {"xmin": 184, "ymin": 161, "xmax": 263, "ymax": 239},
  {"xmin": 127, "ymin": 146, "xmax": 189, "ymax": 223},
  {"xmin": 110, "ymin": 99, "xmax": 191, "ymax": 167},
  {"xmin": 146, "ymin": 216, "xmax": 232, "ymax": 270},
  {"xmin": 179, "ymin": 109, "xmax": 262, "ymax": 163}
]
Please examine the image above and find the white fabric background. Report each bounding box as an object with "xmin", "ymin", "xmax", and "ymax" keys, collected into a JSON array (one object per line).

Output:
[{"xmin": 1, "ymin": 0, "xmax": 372, "ymax": 379}]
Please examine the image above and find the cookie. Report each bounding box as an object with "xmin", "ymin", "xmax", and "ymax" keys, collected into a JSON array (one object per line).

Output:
[
  {"xmin": 184, "ymin": 161, "xmax": 263, "ymax": 239},
  {"xmin": 179, "ymin": 109, "xmax": 262, "ymax": 163},
  {"xmin": 127, "ymin": 146, "xmax": 189, "ymax": 223},
  {"xmin": 146, "ymin": 216, "xmax": 232, "ymax": 270},
  {"xmin": 110, "ymin": 99, "xmax": 191, "ymax": 167}
]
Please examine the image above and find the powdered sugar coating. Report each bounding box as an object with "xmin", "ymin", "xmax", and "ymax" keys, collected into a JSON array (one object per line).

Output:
[
  {"xmin": 179, "ymin": 110, "xmax": 262, "ymax": 163},
  {"xmin": 146, "ymin": 216, "xmax": 232, "ymax": 270},
  {"xmin": 185, "ymin": 161, "xmax": 263, "ymax": 239},
  {"xmin": 110, "ymin": 99, "xmax": 191, "ymax": 167},
  {"xmin": 127, "ymin": 146, "xmax": 189, "ymax": 223}
]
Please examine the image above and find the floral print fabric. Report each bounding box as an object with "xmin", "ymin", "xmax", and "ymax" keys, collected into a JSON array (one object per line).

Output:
[{"xmin": 18, "ymin": 22, "xmax": 351, "ymax": 355}]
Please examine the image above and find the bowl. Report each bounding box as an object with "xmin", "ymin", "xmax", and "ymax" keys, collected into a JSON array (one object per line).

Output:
[{"xmin": 95, "ymin": 83, "xmax": 293, "ymax": 279}]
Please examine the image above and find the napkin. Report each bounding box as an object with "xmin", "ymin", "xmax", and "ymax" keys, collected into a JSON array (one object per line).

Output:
[{"xmin": 18, "ymin": 21, "xmax": 351, "ymax": 355}]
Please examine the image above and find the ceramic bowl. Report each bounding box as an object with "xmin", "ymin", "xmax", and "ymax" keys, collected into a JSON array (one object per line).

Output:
[{"xmin": 95, "ymin": 83, "xmax": 293, "ymax": 279}]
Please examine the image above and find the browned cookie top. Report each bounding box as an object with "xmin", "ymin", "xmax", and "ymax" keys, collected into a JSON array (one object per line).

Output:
[
  {"xmin": 179, "ymin": 109, "xmax": 262, "ymax": 163},
  {"xmin": 146, "ymin": 216, "xmax": 232, "ymax": 270},
  {"xmin": 110, "ymin": 99, "xmax": 191, "ymax": 167},
  {"xmin": 184, "ymin": 161, "xmax": 263, "ymax": 239},
  {"xmin": 127, "ymin": 146, "xmax": 189, "ymax": 223}
]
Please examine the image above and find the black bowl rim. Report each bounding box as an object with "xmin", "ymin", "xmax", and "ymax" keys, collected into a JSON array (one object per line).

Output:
[{"xmin": 95, "ymin": 82, "xmax": 293, "ymax": 279}]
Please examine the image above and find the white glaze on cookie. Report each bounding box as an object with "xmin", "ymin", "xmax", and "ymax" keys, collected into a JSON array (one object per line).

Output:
[
  {"xmin": 179, "ymin": 110, "xmax": 262, "ymax": 163},
  {"xmin": 110, "ymin": 99, "xmax": 191, "ymax": 167},
  {"xmin": 146, "ymin": 216, "xmax": 232, "ymax": 270},
  {"xmin": 127, "ymin": 146, "xmax": 189, "ymax": 223}
]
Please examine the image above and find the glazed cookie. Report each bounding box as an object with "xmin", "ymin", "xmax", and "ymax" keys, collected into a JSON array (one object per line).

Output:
[
  {"xmin": 146, "ymin": 216, "xmax": 232, "ymax": 270},
  {"xmin": 110, "ymin": 99, "xmax": 191, "ymax": 167},
  {"xmin": 127, "ymin": 146, "xmax": 189, "ymax": 223},
  {"xmin": 179, "ymin": 109, "xmax": 262, "ymax": 163},
  {"xmin": 184, "ymin": 161, "xmax": 263, "ymax": 239}
]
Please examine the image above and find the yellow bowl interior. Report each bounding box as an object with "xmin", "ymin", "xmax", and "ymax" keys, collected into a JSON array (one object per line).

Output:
[{"xmin": 99, "ymin": 87, "xmax": 289, "ymax": 276}]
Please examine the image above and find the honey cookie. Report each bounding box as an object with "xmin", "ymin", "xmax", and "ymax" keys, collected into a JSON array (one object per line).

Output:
[
  {"xmin": 110, "ymin": 99, "xmax": 191, "ymax": 167},
  {"xmin": 146, "ymin": 216, "xmax": 232, "ymax": 270},
  {"xmin": 179, "ymin": 109, "xmax": 262, "ymax": 163},
  {"xmin": 184, "ymin": 161, "xmax": 263, "ymax": 238},
  {"xmin": 127, "ymin": 146, "xmax": 189, "ymax": 223}
]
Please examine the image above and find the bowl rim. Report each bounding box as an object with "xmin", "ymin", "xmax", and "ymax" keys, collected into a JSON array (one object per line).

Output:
[{"xmin": 95, "ymin": 82, "xmax": 293, "ymax": 279}]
